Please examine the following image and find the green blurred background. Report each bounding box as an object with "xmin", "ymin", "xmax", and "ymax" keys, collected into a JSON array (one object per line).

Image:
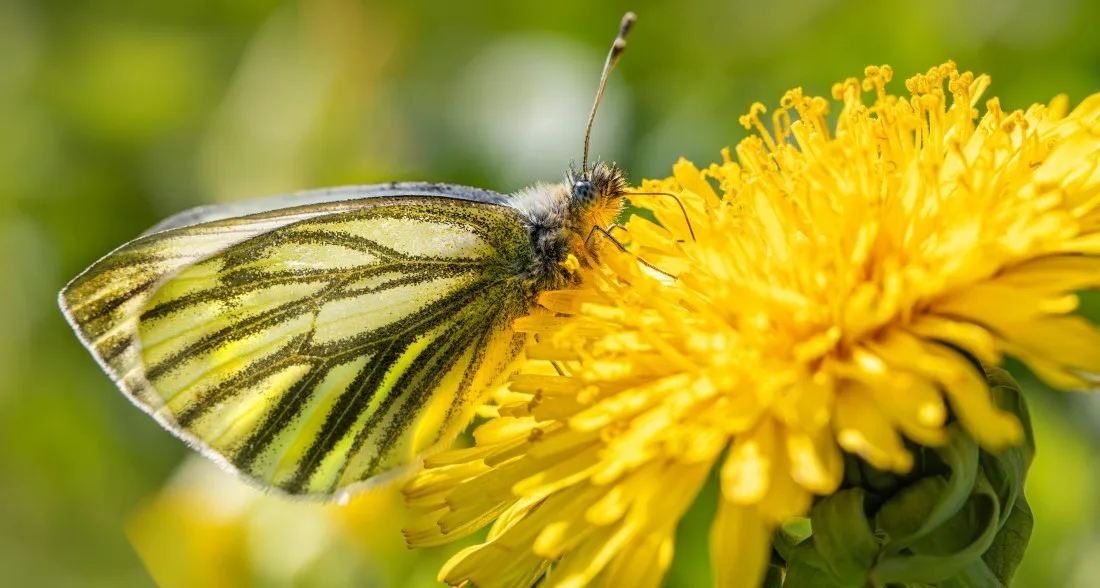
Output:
[{"xmin": 4, "ymin": 0, "xmax": 1100, "ymax": 586}]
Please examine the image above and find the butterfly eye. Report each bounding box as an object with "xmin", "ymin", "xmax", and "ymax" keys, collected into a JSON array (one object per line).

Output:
[{"xmin": 573, "ymin": 181, "xmax": 596, "ymax": 204}]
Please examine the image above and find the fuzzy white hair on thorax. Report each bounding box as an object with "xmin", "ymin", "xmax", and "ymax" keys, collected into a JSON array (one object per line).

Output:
[{"xmin": 509, "ymin": 182, "xmax": 571, "ymax": 230}]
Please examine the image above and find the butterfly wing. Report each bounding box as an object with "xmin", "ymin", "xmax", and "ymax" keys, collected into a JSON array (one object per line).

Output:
[{"xmin": 60, "ymin": 189, "xmax": 534, "ymax": 498}]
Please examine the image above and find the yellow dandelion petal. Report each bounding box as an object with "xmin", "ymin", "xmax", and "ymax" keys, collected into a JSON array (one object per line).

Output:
[
  {"xmin": 1000, "ymin": 315, "xmax": 1100, "ymax": 372},
  {"xmin": 711, "ymin": 500, "xmax": 772, "ymax": 588},
  {"xmin": 907, "ymin": 315, "xmax": 1000, "ymax": 366},
  {"xmin": 720, "ymin": 418, "xmax": 778, "ymax": 504},
  {"xmin": 757, "ymin": 457, "xmax": 813, "ymax": 522},
  {"xmin": 439, "ymin": 541, "xmax": 549, "ymax": 588},
  {"xmin": 556, "ymin": 461, "xmax": 710, "ymax": 585},
  {"xmin": 600, "ymin": 530, "xmax": 674, "ymax": 588},
  {"xmin": 672, "ymin": 158, "xmax": 722, "ymax": 208},
  {"xmin": 786, "ymin": 425, "xmax": 844, "ymax": 496},
  {"xmin": 834, "ymin": 387, "xmax": 913, "ymax": 473},
  {"xmin": 402, "ymin": 461, "xmax": 490, "ymax": 508},
  {"xmin": 997, "ymin": 255, "xmax": 1100, "ymax": 294},
  {"xmin": 538, "ymin": 289, "xmax": 610, "ymax": 314},
  {"xmin": 548, "ymin": 523, "xmax": 630, "ymax": 588},
  {"xmin": 998, "ymin": 338, "xmax": 1094, "ymax": 389},
  {"xmin": 499, "ymin": 487, "xmax": 600, "ymax": 557},
  {"xmin": 471, "ymin": 416, "xmax": 543, "ymax": 447},
  {"xmin": 511, "ymin": 447, "xmax": 601, "ymax": 498},
  {"xmin": 839, "ymin": 346, "xmax": 949, "ymax": 446},
  {"xmin": 584, "ymin": 482, "xmax": 636, "ymax": 526}
]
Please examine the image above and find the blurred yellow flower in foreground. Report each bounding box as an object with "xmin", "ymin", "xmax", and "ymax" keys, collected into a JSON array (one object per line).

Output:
[
  {"xmin": 128, "ymin": 457, "xmax": 465, "ymax": 588},
  {"xmin": 403, "ymin": 62, "xmax": 1100, "ymax": 587}
]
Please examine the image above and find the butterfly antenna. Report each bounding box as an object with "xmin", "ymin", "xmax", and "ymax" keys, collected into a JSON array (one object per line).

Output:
[{"xmin": 581, "ymin": 12, "xmax": 635, "ymax": 176}]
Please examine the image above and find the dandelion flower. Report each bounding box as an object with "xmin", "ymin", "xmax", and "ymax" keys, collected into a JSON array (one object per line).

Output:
[{"xmin": 403, "ymin": 62, "xmax": 1100, "ymax": 587}]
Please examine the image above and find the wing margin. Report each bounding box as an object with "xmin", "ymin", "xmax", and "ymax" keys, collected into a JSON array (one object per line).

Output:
[{"xmin": 144, "ymin": 182, "xmax": 510, "ymax": 235}]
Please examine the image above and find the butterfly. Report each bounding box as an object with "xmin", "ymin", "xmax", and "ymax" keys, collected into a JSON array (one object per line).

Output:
[{"xmin": 59, "ymin": 13, "xmax": 639, "ymax": 500}]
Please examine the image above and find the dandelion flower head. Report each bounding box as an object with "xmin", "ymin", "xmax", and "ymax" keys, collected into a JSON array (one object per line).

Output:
[{"xmin": 403, "ymin": 62, "xmax": 1100, "ymax": 588}]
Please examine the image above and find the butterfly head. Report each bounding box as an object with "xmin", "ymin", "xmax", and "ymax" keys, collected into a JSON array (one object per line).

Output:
[{"xmin": 565, "ymin": 161, "xmax": 628, "ymax": 256}]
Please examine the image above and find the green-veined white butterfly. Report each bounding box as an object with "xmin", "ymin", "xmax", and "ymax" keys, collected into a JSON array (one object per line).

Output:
[{"xmin": 60, "ymin": 13, "xmax": 638, "ymax": 500}]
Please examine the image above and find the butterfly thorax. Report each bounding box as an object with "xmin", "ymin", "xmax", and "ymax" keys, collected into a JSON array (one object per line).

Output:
[{"xmin": 508, "ymin": 163, "xmax": 627, "ymax": 293}]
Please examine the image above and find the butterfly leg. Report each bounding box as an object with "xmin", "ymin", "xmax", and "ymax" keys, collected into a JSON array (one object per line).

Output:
[
  {"xmin": 607, "ymin": 223, "xmax": 629, "ymax": 240},
  {"xmin": 584, "ymin": 225, "xmax": 675, "ymax": 279}
]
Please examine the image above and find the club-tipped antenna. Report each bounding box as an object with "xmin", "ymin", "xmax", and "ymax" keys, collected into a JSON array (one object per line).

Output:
[{"xmin": 581, "ymin": 12, "xmax": 635, "ymax": 176}]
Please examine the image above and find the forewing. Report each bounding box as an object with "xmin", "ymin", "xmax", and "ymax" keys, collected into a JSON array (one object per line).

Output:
[{"xmin": 61, "ymin": 197, "xmax": 532, "ymax": 498}]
